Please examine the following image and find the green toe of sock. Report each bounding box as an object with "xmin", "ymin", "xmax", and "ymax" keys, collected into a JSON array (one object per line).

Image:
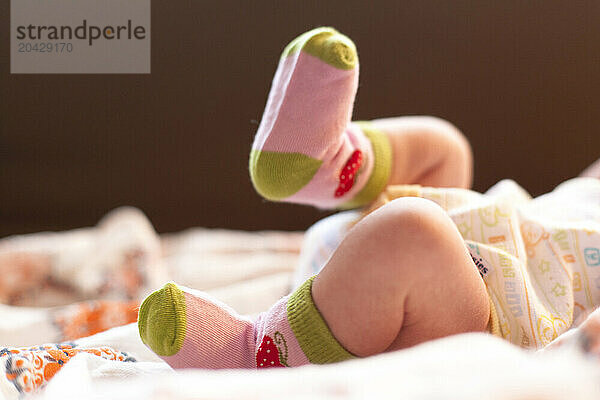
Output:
[
  {"xmin": 282, "ymin": 27, "xmax": 358, "ymax": 70},
  {"xmin": 138, "ymin": 282, "xmax": 187, "ymax": 357}
]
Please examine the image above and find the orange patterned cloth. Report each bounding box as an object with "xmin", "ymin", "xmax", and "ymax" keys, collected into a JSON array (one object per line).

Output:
[
  {"xmin": 1, "ymin": 343, "xmax": 135, "ymax": 395},
  {"xmin": 53, "ymin": 300, "xmax": 140, "ymax": 341}
]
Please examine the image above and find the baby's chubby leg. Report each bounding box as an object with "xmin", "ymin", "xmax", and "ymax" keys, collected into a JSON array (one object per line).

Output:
[
  {"xmin": 313, "ymin": 197, "xmax": 490, "ymax": 355},
  {"xmin": 138, "ymin": 197, "xmax": 489, "ymax": 368},
  {"xmin": 250, "ymin": 27, "xmax": 473, "ymax": 211}
]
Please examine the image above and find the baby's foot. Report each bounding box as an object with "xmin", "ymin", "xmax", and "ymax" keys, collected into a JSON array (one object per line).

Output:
[
  {"xmin": 138, "ymin": 279, "xmax": 354, "ymax": 369},
  {"xmin": 250, "ymin": 27, "xmax": 391, "ymax": 209}
]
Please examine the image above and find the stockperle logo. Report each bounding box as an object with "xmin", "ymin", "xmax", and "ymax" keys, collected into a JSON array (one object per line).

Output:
[{"xmin": 11, "ymin": 0, "xmax": 150, "ymax": 74}]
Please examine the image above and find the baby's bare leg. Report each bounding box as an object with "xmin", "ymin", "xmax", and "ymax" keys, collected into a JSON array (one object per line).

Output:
[
  {"xmin": 371, "ymin": 116, "xmax": 473, "ymax": 189},
  {"xmin": 312, "ymin": 197, "xmax": 489, "ymax": 356}
]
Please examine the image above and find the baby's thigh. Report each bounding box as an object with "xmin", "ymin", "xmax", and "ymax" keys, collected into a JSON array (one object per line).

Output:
[{"xmin": 313, "ymin": 198, "xmax": 490, "ymax": 352}]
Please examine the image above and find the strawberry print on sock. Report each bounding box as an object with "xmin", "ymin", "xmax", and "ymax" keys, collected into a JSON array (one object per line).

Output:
[
  {"xmin": 335, "ymin": 150, "xmax": 363, "ymax": 198},
  {"xmin": 256, "ymin": 332, "xmax": 289, "ymax": 368}
]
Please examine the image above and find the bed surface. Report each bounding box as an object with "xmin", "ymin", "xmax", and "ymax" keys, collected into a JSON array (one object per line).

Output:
[{"xmin": 0, "ymin": 207, "xmax": 599, "ymax": 399}]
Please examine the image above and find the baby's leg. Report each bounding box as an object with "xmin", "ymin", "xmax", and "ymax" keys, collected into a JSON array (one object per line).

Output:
[
  {"xmin": 250, "ymin": 27, "xmax": 473, "ymax": 210},
  {"xmin": 313, "ymin": 197, "xmax": 489, "ymax": 355},
  {"xmin": 138, "ymin": 198, "xmax": 489, "ymax": 368},
  {"xmin": 370, "ymin": 117, "xmax": 473, "ymax": 189}
]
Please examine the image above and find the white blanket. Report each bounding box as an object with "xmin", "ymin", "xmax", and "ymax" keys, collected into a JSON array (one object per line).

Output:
[
  {"xmin": 34, "ymin": 328, "xmax": 600, "ymax": 400},
  {"xmin": 1, "ymin": 207, "xmax": 600, "ymax": 399}
]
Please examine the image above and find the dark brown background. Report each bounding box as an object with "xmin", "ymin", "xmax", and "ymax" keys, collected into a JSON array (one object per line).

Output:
[{"xmin": 2, "ymin": 1, "xmax": 600, "ymax": 237}]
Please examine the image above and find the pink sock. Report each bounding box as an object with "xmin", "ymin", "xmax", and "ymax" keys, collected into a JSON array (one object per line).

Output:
[
  {"xmin": 249, "ymin": 27, "xmax": 392, "ymax": 209},
  {"xmin": 138, "ymin": 278, "xmax": 354, "ymax": 369}
]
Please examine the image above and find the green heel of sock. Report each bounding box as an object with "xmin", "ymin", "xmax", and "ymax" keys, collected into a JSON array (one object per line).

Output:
[{"xmin": 249, "ymin": 150, "xmax": 323, "ymax": 201}]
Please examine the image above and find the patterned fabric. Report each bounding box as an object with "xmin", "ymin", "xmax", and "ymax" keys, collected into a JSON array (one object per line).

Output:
[
  {"xmin": 53, "ymin": 300, "xmax": 139, "ymax": 341},
  {"xmin": 0, "ymin": 343, "xmax": 135, "ymax": 395}
]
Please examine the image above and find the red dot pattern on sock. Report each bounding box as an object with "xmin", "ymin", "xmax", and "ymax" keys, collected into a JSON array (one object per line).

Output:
[
  {"xmin": 256, "ymin": 335, "xmax": 284, "ymax": 368},
  {"xmin": 334, "ymin": 150, "xmax": 363, "ymax": 198}
]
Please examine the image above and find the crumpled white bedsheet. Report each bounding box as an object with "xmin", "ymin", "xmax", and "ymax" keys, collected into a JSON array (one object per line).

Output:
[
  {"xmin": 1, "ymin": 208, "xmax": 600, "ymax": 399},
  {"xmin": 31, "ymin": 324, "xmax": 600, "ymax": 400}
]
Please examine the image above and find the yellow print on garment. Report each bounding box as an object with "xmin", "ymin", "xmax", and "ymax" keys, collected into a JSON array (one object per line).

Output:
[{"xmin": 378, "ymin": 178, "xmax": 600, "ymax": 348}]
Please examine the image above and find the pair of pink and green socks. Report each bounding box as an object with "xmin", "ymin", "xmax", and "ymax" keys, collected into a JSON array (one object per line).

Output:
[{"xmin": 138, "ymin": 27, "xmax": 394, "ymax": 369}]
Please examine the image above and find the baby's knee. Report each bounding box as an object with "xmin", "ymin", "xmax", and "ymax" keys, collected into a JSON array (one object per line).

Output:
[
  {"xmin": 418, "ymin": 116, "xmax": 470, "ymax": 148},
  {"xmin": 357, "ymin": 197, "xmax": 472, "ymax": 279},
  {"xmin": 365, "ymin": 197, "xmax": 455, "ymax": 244}
]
